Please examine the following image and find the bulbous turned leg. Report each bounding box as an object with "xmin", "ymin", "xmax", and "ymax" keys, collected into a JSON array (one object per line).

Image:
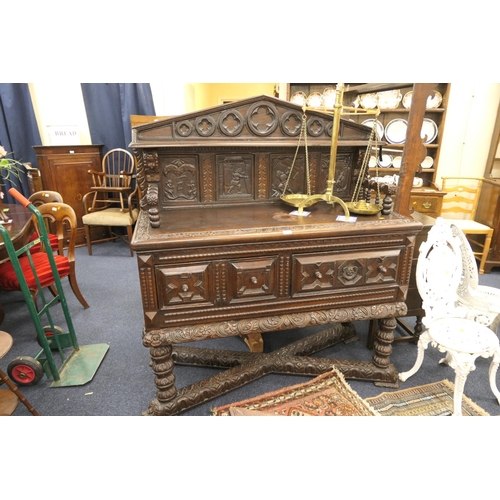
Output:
[
  {"xmin": 489, "ymin": 349, "xmax": 500, "ymax": 405},
  {"xmin": 399, "ymin": 331, "xmax": 431, "ymax": 382},
  {"xmin": 372, "ymin": 317, "xmax": 396, "ymax": 369},
  {"xmin": 144, "ymin": 344, "xmax": 178, "ymax": 416}
]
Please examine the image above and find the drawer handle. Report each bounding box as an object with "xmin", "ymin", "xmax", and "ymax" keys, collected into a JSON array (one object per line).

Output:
[
  {"xmin": 250, "ymin": 277, "xmax": 258, "ymax": 284},
  {"xmin": 181, "ymin": 284, "xmax": 189, "ymax": 292},
  {"xmin": 378, "ymin": 265, "xmax": 387, "ymax": 273},
  {"xmin": 422, "ymin": 202, "xmax": 432, "ymax": 209},
  {"xmin": 315, "ymin": 271, "xmax": 323, "ymax": 279}
]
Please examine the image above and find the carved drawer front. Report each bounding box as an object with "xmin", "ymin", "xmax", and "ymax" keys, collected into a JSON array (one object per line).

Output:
[
  {"xmin": 156, "ymin": 262, "xmax": 214, "ymax": 309},
  {"xmin": 228, "ymin": 256, "xmax": 279, "ymax": 303},
  {"xmin": 292, "ymin": 249, "xmax": 400, "ymax": 296}
]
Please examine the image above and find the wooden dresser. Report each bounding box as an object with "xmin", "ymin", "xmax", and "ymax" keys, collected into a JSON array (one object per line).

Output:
[
  {"xmin": 130, "ymin": 95, "xmax": 422, "ymax": 415},
  {"xmin": 33, "ymin": 145, "xmax": 107, "ymax": 246}
]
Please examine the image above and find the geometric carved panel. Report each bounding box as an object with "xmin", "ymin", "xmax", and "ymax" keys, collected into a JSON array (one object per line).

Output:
[
  {"xmin": 156, "ymin": 263, "xmax": 212, "ymax": 308},
  {"xmin": 228, "ymin": 257, "xmax": 278, "ymax": 302}
]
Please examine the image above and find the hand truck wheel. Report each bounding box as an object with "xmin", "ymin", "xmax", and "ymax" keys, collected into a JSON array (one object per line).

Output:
[
  {"xmin": 7, "ymin": 356, "xmax": 44, "ymax": 386},
  {"xmin": 36, "ymin": 325, "xmax": 65, "ymax": 350}
]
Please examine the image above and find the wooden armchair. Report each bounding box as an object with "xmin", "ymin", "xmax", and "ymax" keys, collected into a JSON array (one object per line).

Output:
[{"xmin": 81, "ymin": 148, "xmax": 138, "ymax": 256}]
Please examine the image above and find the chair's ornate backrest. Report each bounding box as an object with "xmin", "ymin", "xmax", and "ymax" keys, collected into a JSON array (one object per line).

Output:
[
  {"xmin": 416, "ymin": 217, "xmax": 464, "ymax": 325},
  {"xmin": 86, "ymin": 148, "xmax": 137, "ymax": 213},
  {"xmin": 441, "ymin": 177, "xmax": 483, "ymax": 221},
  {"xmin": 28, "ymin": 190, "xmax": 64, "ymax": 206},
  {"xmin": 32, "ymin": 203, "xmax": 77, "ymax": 262}
]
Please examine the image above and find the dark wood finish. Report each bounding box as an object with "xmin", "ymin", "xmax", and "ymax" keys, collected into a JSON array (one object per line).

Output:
[
  {"xmin": 475, "ymin": 178, "xmax": 500, "ymax": 272},
  {"xmin": 33, "ymin": 145, "xmax": 108, "ymax": 246},
  {"xmin": 0, "ymin": 204, "xmax": 34, "ymax": 263},
  {"xmin": 130, "ymin": 95, "xmax": 423, "ymax": 416}
]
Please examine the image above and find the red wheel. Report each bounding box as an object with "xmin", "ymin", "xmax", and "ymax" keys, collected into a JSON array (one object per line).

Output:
[
  {"xmin": 36, "ymin": 325, "xmax": 64, "ymax": 349},
  {"xmin": 7, "ymin": 357, "xmax": 44, "ymax": 386}
]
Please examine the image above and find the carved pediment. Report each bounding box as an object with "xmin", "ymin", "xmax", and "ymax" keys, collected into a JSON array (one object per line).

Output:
[{"xmin": 130, "ymin": 95, "xmax": 373, "ymax": 148}]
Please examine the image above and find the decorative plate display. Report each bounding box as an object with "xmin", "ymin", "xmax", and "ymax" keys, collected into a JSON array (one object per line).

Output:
[
  {"xmin": 392, "ymin": 155, "xmax": 402, "ymax": 169},
  {"xmin": 426, "ymin": 91, "xmax": 443, "ymax": 109},
  {"xmin": 402, "ymin": 90, "xmax": 443, "ymax": 109},
  {"xmin": 361, "ymin": 119, "xmax": 384, "ymax": 140},
  {"xmin": 385, "ymin": 119, "xmax": 408, "ymax": 144},
  {"xmin": 322, "ymin": 87, "xmax": 336, "ymax": 107},
  {"xmin": 359, "ymin": 93, "xmax": 378, "ymax": 109},
  {"xmin": 377, "ymin": 89, "xmax": 402, "ymax": 109},
  {"xmin": 290, "ymin": 91, "xmax": 307, "ymax": 106},
  {"xmin": 402, "ymin": 91, "xmax": 413, "ymax": 109},
  {"xmin": 368, "ymin": 155, "xmax": 378, "ymax": 168},
  {"xmin": 377, "ymin": 154, "xmax": 393, "ymax": 168},
  {"xmin": 421, "ymin": 155, "xmax": 434, "ymax": 169},
  {"xmin": 421, "ymin": 118, "xmax": 438, "ymax": 144},
  {"xmin": 306, "ymin": 92, "xmax": 323, "ymax": 107}
]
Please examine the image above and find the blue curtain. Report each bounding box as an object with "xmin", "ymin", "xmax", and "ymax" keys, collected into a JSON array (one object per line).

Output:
[
  {"xmin": 81, "ymin": 83, "xmax": 156, "ymax": 155},
  {"xmin": 0, "ymin": 83, "xmax": 41, "ymax": 203}
]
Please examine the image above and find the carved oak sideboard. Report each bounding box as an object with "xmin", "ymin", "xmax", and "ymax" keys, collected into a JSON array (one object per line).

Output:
[{"xmin": 130, "ymin": 95, "xmax": 422, "ymax": 415}]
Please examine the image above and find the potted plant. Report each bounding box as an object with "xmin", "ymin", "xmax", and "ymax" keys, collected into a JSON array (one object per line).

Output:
[{"xmin": 0, "ymin": 145, "xmax": 24, "ymax": 221}]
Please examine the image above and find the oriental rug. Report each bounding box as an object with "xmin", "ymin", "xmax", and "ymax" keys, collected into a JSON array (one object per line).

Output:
[
  {"xmin": 366, "ymin": 379, "xmax": 490, "ymax": 416},
  {"xmin": 212, "ymin": 368, "xmax": 380, "ymax": 416}
]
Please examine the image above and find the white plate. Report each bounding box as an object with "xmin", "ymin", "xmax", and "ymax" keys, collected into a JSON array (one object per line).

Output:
[
  {"xmin": 377, "ymin": 154, "xmax": 393, "ymax": 168},
  {"xmin": 307, "ymin": 92, "xmax": 323, "ymax": 107},
  {"xmin": 359, "ymin": 93, "xmax": 378, "ymax": 109},
  {"xmin": 368, "ymin": 155, "xmax": 378, "ymax": 168},
  {"xmin": 426, "ymin": 91, "xmax": 443, "ymax": 109},
  {"xmin": 290, "ymin": 91, "xmax": 307, "ymax": 106},
  {"xmin": 402, "ymin": 90, "xmax": 443, "ymax": 109},
  {"xmin": 421, "ymin": 156, "xmax": 434, "ymax": 169},
  {"xmin": 392, "ymin": 156, "xmax": 402, "ymax": 169},
  {"xmin": 402, "ymin": 91, "xmax": 412, "ymax": 109},
  {"xmin": 377, "ymin": 89, "xmax": 402, "ymax": 109},
  {"xmin": 385, "ymin": 119, "xmax": 408, "ymax": 144},
  {"xmin": 361, "ymin": 119, "xmax": 384, "ymax": 140},
  {"xmin": 421, "ymin": 118, "xmax": 438, "ymax": 144}
]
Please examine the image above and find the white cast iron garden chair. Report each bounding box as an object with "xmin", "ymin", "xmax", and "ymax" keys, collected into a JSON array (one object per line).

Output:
[
  {"xmin": 450, "ymin": 222, "xmax": 500, "ymax": 333},
  {"xmin": 398, "ymin": 217, "xmax": 500, "ymax": 416}
]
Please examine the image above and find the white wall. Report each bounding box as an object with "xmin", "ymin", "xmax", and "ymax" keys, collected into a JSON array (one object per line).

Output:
[{"xmin": 436, "ymin": 83, "xmax": 500, "ymax": 186}]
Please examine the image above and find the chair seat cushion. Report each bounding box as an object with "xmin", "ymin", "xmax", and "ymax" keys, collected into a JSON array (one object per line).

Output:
[
  {"xmin": 29, "ymin": 231, "xmax": 59, "ymax": 253},
  {"xmin": 446, "ymin": 219, "xmax": 492, "ymax": 232},
  {"xmin": 82, "ymin": 208, "xmax": 138, "ymax": 227},
  {"xmin": 0, "ymin": 252, "xmax": 70, "ymax": 291}
]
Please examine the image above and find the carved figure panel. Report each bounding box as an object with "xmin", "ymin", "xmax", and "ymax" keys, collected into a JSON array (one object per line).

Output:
[
  {"xmin": 228, "ymin": 257, "xmax": 279, "ymax": 302},
  {"xmin": 271, "ymin": 154, "xmax": 306, "ymax": 199},
  {"xmin": 161, "ymin": 157, "xmax": 199, "ymax": 205},
  {"xmin": 217, "ymin": 155, "xmax": 253, "ymax": 200},
  {"xmin": 317, "ymin": 151, "xmax": 355, "ymax": 200},
  {"xmin": 156, "ymin": 263, "xmax": 213, "ymax": 308}
]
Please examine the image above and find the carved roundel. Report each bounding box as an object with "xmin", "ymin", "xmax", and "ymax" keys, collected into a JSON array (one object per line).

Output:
[
  {"xmin": 195, "ymin": 115, "xmax": 216, "ymax": 137},
  {"xmin": 218, "ymin": 109, "xmax": 245, "ymax": 136},
  {"xmin": 307, "ymin": 117, "xmax": 325, "ymax": 137},
  {"xmin": 280, "ymin": 110, "xmax": 303, "ymax": 137},
  {"xmin": 247, "ymin": 102, "xmax": 279, "ymax": 136},
  {"xmin": 326, "ymin": 120, "xmax": 333, "ymax": 137},
  {"xmin": 176, "ymin": 120, "xmax": 194, "ymax": 137}
]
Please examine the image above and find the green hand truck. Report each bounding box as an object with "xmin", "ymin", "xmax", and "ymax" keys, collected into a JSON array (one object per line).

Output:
[{"xmin": 0, "ymin": 188, "xmax": 108, "ymax": 387}]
